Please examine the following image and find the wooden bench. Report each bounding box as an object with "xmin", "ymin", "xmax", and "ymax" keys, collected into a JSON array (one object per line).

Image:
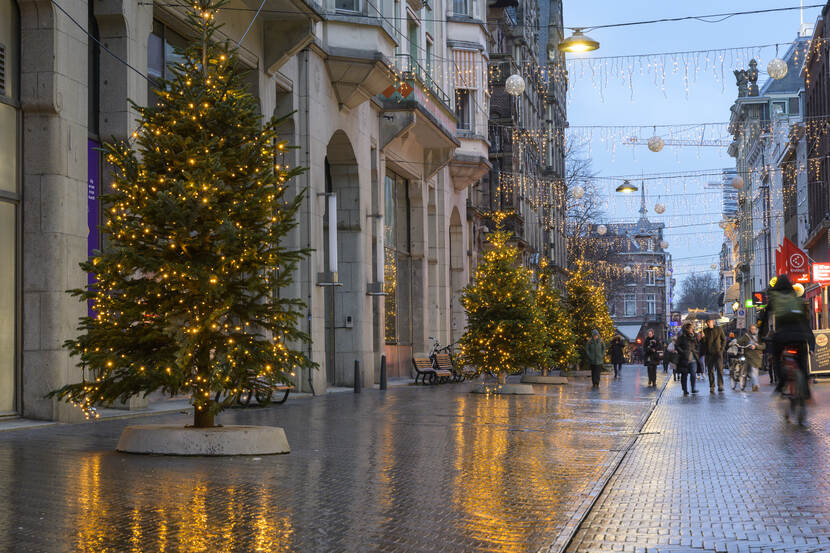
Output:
[
  {"xmin": 434, "ymin": 353, "xmax": 476, "ymax": 382},
  {"xmin": 413, "ymin": 356, "xmax": 438, "ymax": 384}
]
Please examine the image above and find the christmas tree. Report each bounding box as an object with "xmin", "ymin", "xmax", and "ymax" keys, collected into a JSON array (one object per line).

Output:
[
  {"xmin": 51, "ymin": 0, "xmax": 314, "ymax": 426},
  {"xmin": 566, "ymin": 259, "xmax": 615, "ymax": 368},
  {"xmin": 535, "ymin": 263, "xmax": 578, "ymax": 374},
  {"xmin": 458, "ymin": 212, "xmax": 544, "ymax": 382}
]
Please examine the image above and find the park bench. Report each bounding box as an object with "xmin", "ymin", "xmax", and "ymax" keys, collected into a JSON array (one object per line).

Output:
[
  {"xmin": 237, "ymin": 383, "xmax": 294, "ymax": 406},
  {"xmin": 434, "ymin": 353, "xmax": 476, "ymax": 381},
  {"xmin": 413, "ymin": 356, "xmax": 452, "ymax": 384}
]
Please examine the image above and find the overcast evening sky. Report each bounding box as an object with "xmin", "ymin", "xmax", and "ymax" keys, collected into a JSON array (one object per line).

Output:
[{"xmin": 562, "ymin": 1, "xmax": 824, "ymax": 288}]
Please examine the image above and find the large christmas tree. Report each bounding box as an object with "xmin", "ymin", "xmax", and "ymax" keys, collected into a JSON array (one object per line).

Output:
[
  {"xmin": 566, "ymin": 259, "xmax": 615, "ymax": 367},
  {"xmin": 535, "ymin": 263, "xmax": 578, "ymax": 374},
  {"xmin": 458, "ymin": 213, "xmax": 544, "ymax": 382},
  {"xmin": 52, "ymin": 0, "xmax": 314, "ymax": 426}
]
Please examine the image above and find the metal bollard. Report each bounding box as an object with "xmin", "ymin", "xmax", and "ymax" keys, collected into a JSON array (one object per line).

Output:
[
  {"xmin": 354, "ymin": 360, "xmax": 361, "ymax": 393},
  {"xmin": 380, "ymin": 355, "xmax": 387, "ymax": 390}
]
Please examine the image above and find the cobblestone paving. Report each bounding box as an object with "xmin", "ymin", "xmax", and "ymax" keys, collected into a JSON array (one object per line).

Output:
[
  {"xmin": 567, "ymin": 375, "xmax": 830, "ymax": 553},
  {"xmin": 0, "ymin": 368, "xmax": 663, "ymax": 553}
]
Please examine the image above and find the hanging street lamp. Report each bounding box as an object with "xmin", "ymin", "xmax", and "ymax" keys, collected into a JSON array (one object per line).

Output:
[
  {"xmin": 558, "ymin": 28, "xmax": 600, "ymax": 53},
  {"xmin": 616, "ymin": 179, "xmax": 638, "ymax": 193}
]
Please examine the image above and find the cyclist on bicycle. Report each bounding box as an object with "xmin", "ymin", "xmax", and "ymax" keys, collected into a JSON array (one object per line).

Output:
[{"xmin": 760, "ymin": 275, "xmax": 814, "ymax": 397}]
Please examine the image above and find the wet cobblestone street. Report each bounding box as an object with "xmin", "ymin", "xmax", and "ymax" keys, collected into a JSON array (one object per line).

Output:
[
  {"xmin": 0, "ymin": 368, "xmax": 662, "ymax": 553},
  {"xmin": 567, "ymin": 375, "xmax": 830, "ymax": 553}
]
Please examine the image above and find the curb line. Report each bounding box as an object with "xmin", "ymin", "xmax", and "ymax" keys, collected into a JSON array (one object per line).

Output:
[{"xmin": 539, "ymin": 374, "xmax": 671, "ymax": 553}]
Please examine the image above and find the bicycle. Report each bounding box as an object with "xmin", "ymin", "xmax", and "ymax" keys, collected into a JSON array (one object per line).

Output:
[
  {"xmin": 781, "ymin": 346, "xmax": 808, "ymax": 425},
  {"xmin": 730, "ymin": 345, "xmax": 749, "ymax": 391}
]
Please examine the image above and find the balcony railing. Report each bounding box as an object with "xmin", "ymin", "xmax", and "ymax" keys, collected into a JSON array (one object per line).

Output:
[{"xmin": 393, "ymin": 54, "xmax": 452, "ymax": 110}]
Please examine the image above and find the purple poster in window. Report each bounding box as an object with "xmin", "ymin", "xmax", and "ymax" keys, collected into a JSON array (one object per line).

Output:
[{"xmin": 87, "ymin": 139, "xmax": 100, "ymax": 318}]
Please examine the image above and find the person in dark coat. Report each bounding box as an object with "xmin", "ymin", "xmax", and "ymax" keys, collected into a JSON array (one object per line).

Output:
[
  {"xmin": 702, "ymin": 319, "xmax": 727, "ymax": 393},
  {"xmin": 643, "ymin": 329, "xmax": 660, "ymax": 387},
  {"xmin": 676, "ymin": 323, "xmax": 699, "ymax": 395},
  {"xmin": 760, "ymin": 274, "xmax": 815, "ymax": 395},
  {"xmin": 585, "ymin": 329, "xmax": 606, "ymax": 388},
  {"xmin": 609, "ymin": 335, "xmax": 625, "ymax": 378}
]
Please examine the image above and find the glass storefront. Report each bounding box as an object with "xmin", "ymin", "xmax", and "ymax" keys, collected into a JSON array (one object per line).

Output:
[{"xmin": 0, "ymin": 0, "xmax": 19, "ymax": 414}]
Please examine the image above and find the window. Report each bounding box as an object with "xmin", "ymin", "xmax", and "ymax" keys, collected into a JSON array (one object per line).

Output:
[
  {"xmin": 646, "ymin": 294, "xmax": 656, "ymax": 315},
  {"xmin": 147, "ymin": 20, "xmax": 188, "ymax": 106},
  {"xmin": 646, "ymin": 269, "xmax": 656, "ymax": 285},
  {"xmin": 453, "ymin": 0, "xmax": 468, "ymax": 15},
  {"xmin": 456, "ymin": 89, "xmax": 471, "ymax": 130},
  {"xmin": 384, "ymin": 171, "xmax": 411, "ymax": 344},
  {"xmin": 789, "ymin": 97, "xmax": 800, "ymax": 115},
  {"xmin": 425, "ymin": 38, "xmax": 433, "ymax": 86},
  {"xmin": 624, "ymin": 294, "xmax": 636, "ymax": 317},
  {"xmin": 407, "ymin": 17, "xmax": 418, "ymax": 65},
  {"xmin": 335, "ymin": 0, "xmax": 360, "ymax": 12},
  {"xmin": 772, "ymin": 101, "xmax": 786, "ymax": 115}
]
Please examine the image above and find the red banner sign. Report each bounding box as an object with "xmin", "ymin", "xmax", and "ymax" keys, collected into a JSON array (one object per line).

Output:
[
  {"xmin": 777, "ymin": 238, "xmax": 811, "ymax": 284},
  {"xmin": 813, "ymin": 263, "xmax": 830, "ymax": 286}
]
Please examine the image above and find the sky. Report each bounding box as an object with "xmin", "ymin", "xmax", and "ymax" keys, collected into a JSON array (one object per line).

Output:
[{"xmin": 561, "ymin": 1, "xmax": 824, "ymax": 288}]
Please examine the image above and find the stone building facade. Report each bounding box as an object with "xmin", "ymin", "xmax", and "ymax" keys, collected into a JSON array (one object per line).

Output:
[{"xmin": 0, "ymin": 0, "xmax": 567, "ymax": 420}]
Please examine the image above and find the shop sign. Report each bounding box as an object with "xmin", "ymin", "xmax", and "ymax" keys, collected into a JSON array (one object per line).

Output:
[
  {"xmin": 813, "ymin": 263, "xmax": 830, "ymax": 286},
  {"xmin": 810, "ymin": 330, "xmax": 830, "ymax": 375}
]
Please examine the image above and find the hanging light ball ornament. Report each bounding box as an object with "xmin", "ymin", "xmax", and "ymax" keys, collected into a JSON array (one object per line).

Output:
[
  {"xmin": 623, "ymin": 265, "xmax": 632, "ymax": 274},
  {"xmin": 505, "ymin": 74, "xmax": 526, "ymax": 96},
  {"xmin": 597, "ymin": 224, "xmax": 607, "ymax": 235},
  {"xmin": 767, "ymin": 57, "xmax": 788, "ymax": 81},
  {"xmin": 660, "ymin": 240, "xmax": 669, "ymax": 249},
  {"xmin": 731, "ymin": 175, "xmax": 744, "ymax": 190},
  {"xmin": 572, "ymin": 185, "xmax": 585, "ymax": 199},
  {"xmin": 794, "ymin": 283, "xmax": 805, "ymax": 297},
  {"xmin": 654, "ymin": 202, "xmax": 666, "ymax": 214},
  {"xmin": 647, "ymin": 135, "xmax": 665, "ymax": 153}
]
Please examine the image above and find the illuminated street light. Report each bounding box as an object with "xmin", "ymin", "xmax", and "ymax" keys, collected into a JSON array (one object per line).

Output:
[
  {"xmin": 558, "ymin": 28, "xmax": 600, "ymax": 53},
  {"xmin": 616, "ymin": 179, "xmax": 638, "ymax": 193}
]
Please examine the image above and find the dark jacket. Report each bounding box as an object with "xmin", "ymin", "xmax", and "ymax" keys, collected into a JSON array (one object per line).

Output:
[
  {"xmin": 609, "ymin": 337, "xmax": 625, "ymax": 364},
  {"xmin": 643, "ymin": 336, "xmax": 661, "ymax": 366},
  {"xmin": 675, "ymin": 331, "xmax": 698, "ymax": 369},
  {"xmin": 763, "ymin": 275, "xmax": 815, "ymax": 348},
  {"xmin": 702, "ymin": 325, "xmax": 726, "ymax": 355}
]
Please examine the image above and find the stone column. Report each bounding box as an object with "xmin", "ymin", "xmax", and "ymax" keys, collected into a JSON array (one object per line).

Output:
[{"xmin": 19, "ymin": 0, "xmax": 89, "ymax": 421}]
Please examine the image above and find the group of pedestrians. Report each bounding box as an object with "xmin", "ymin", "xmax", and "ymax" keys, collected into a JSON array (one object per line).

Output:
[{"xmin": 671, "ymin": 319, "xmax": 730, "ymax": 395}]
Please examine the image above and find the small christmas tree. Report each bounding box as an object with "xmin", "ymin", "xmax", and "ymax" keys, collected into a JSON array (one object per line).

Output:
[
  {"xmin": 535, "ymin": 263, "xmax": 578, "ymax": 374},
  {"xmin": 458, "ymin": 212, "xmax": 543, "ymax": 383},
  {"xmin": 51, "ymin": 0, "xmax": 314, "ymax": 426},
  {"xmin": 566, "ymin": 258, "xmax": 615, "ymax": 368}
]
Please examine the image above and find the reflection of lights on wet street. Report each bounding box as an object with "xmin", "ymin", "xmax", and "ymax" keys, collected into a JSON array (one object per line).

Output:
[{"xmin": 1, "ymin": 367, "xmax": 662, "ymax": 552}]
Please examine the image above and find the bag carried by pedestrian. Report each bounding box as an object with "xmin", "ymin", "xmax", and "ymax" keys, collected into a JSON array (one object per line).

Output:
[{"xmin": 771, "ymin": 291, "xmax": 806, "ymax": 325}]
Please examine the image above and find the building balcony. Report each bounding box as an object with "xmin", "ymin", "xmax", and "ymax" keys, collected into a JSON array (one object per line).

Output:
[
  {"xmin": 314, "ymin": 10, "xmax": 398, "ymax": 109},
  {"xmin": 379, "ymin": 55, "xmax": 459, "ymax": 178},
  {"xmin": 260, "ymin": 0, "xmax": 324, "ymax": 73}
]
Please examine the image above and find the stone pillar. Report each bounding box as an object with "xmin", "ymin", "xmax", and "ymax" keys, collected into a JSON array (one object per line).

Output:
[
  {"xmin": 409, "ymin": 179, "xmax": 429, "ymax": 355},
  {"xmin": 19, "ymin": 0, "xmax": 90, "ymax": 421}
]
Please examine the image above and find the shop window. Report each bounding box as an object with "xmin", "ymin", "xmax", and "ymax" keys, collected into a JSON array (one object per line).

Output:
[{"xmin": 384, "ymin": 171, "xmax": 411, "ymax": 344}]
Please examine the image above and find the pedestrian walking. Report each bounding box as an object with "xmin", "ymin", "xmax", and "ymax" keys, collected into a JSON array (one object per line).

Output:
[
  {"xmin": 586, "ymin": 330, "xmax": 606, "ymax": 388},
  {"xmin": 736, "ymin": 324, "xmax": 765, "ymax": 392},
  {"xmin": 666, "ymin": 337, "xmax": 679, "ymax": 380},
  {"xmin": 676, "ymin": 323, "xmax": 698, "ymax": 395},
  {"xmin": 644, "ymin": 329, "xmax": 660, "ymax": 387},
  {"xmin": 609, "ymin": 335, "xmax": 625, "ymax": 378},
  {"xmin": 703, "ymin": 319, "xmax": 727, "ymax": 393},
  {"xmin": 695, "ymin": 331, "xmax": 705, "ymax": 381}
]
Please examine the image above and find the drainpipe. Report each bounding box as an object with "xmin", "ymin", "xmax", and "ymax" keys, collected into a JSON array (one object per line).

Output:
[{"xmin": 300, "ymin": 48, "xmax": 315, "ymax": 396}]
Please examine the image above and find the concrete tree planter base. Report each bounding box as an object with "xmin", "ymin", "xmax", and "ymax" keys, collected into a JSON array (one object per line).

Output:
[
  {"xmin": 521, "ymin": 375, "xmax": 568, "ymax": 384},
  {"xmin": 470, "ymin": 383, "xmax": 535, "ymax": 395},
  {"xmin": 116, "ymin": 425, "xmax": 290, "ymax": 456}
]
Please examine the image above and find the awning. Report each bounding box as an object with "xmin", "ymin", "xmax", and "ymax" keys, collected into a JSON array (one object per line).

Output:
[
  {"xmin": 616, "ymin": 324, "xmax": 642, "ymax": 341},
  {"xmin": 724, "ymin": 282, "xmax": 740, "ymax": 303}
]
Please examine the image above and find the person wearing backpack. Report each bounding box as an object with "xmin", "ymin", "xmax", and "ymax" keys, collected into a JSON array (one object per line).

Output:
[
  {"xmin": 676, "ymin": 323, "xmax": 698, "ymax": 395},
  {"xmin": 761, "ymin": 275, "xmax": 815, "ymax": 395}
]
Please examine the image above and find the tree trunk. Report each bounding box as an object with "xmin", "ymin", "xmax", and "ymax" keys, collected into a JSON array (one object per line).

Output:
[
  {"xmin": 497, "ymin": 371, "xmax": 507, "ymax": 385},
  {"xmin": 193, "ymin": 406, "xmax": 215, "ymax": 428},
  {"xmin": 541, "ymin": 368, "xmax": 549, "ymax": 377}
]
